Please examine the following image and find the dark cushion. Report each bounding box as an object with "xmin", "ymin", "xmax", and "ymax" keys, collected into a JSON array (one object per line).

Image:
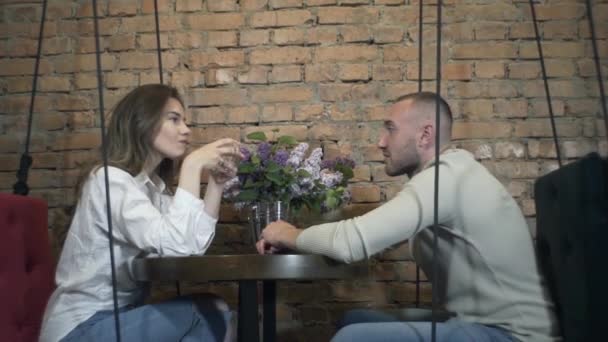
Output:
[
  {"xmin": 0, "ymin": 193, "xmax": 55, "ymax": 342},
  {"xmin": 534, "ymin": 152, "xmax": 608, "ymax": 342}
]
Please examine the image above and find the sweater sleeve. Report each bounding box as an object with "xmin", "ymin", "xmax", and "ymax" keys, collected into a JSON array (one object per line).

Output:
[{"xmin": 295, "ymin": 160, "xmax": 456, "ymax": 263}]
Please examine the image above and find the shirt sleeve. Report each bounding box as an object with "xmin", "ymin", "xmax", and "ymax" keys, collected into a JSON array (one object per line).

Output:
[
  {"xmin": 90, "ymin": 167, "xmax": 217, "ymax": 256},
  {"xmin": 295, "ymin": 160, "xmax": 456, "ymax": 263}
]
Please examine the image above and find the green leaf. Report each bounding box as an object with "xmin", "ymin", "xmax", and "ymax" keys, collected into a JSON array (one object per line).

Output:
[
  {"xmin": 236, "ymin": 189, "xmax": 259, "ymax": 201},
  {"xmin": 265, "ymin": 172, "xmax": 283, "ymax": 185},
  {"xmin": 238, "ymin": 164, "xmax": 256, "ymax": 173},
  {"xmin": 251, "ymin": 155, "xmax": 261, "ymax": 166},
  {"xmin": 247, "ymin": 131, "xmax": 267, "ymax": 142},
  {"xmin": 277, "ymin": 135, "xmax": 298, "ymax": 146},
  {"xmin": 265, "ymin": 161, "xmax": 280, "ymax": 173},
  {"xmin": 336, "ymin": 165, "xmax": 354, "ymax": 180}
]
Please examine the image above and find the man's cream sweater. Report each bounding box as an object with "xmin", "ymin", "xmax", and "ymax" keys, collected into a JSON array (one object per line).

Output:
[{"xmin": 296, "ymin": 149, "xmax": 560, "ymax": 341}]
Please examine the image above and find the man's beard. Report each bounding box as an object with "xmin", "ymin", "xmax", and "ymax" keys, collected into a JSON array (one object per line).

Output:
[{"xmin": 385, "ymin": 146, "xmax": 420, "ymax": 177}]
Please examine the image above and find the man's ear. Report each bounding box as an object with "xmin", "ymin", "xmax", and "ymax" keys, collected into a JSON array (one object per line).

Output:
[{"xmin": 418, "ymin": 123, "xmax": 434, "ymax": 147}]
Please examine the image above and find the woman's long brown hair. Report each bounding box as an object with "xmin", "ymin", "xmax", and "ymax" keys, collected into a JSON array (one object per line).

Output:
[{"xmin": 76, "ymin": 84, "xmax": 185, "ymax": 197}]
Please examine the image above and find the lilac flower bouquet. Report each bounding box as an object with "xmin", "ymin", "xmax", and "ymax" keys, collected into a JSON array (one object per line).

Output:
[{"xmin": 223, "ymin": 131, "xmax": 355, "ymax": 213}]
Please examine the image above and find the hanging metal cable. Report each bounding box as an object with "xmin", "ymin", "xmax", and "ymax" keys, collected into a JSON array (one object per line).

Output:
[
  {"xmin": 154, "ymin": 0, "xmax": 164, "ymax": 84},
  {"xmin": 13, "ymin": 0, "xmax": 48, "ymax": 196},
  {"xmin": 92, "ymin": 0, "xmax": 122, "ymax": 340},
  {"xmin": 431, "ymin": 0, "xmax": 443, "ymax": 340},
  {"xmin": 584, "ymin": 0, "xmax": 608, "ymax": 137},
  {"xmin": 415, "ymin": 0, "xmax": 424, "ymax": 309},
  {"xmin": 529, "ymin": 0, "xmax": 563, "ymax": 167}
]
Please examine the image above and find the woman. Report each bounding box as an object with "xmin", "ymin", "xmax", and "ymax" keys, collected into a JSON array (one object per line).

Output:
[{"xmin": 39, "ymin": 84, "xmax": 242, "ymax": 342}]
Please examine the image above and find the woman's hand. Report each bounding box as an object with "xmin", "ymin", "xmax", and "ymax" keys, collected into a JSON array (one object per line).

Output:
[{"xmin": 183, "ymin": 138, "xmax": 243, "ymax": 173}]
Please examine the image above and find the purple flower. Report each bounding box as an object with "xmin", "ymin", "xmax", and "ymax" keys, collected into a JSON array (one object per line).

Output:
[
  {"xmin": 273, "ymin": 149, "xmax": 290, "ymax": 167},
  {"xmin": 287, "ymin": 142, "xmax": 309, "ymax": 168},
  {"xmin": 258, "ymin": 142, "xmax": 271, "ymax": 161},
  {"xmin": 240, "ymin": 146, "xmax": 251, "ymax": 162},
  {"xmin": 321, "ymin": 159, "xmax": 335, "ymax": 170},
  {"xmin": 320, "ymin": 170, "xmax": 343, "ymax": 188}
]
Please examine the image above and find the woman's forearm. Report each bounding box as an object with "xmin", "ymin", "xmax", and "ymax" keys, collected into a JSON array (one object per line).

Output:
[{"xmin": 203, "ymin": 176, "xmax": 223, "ymax": 219}]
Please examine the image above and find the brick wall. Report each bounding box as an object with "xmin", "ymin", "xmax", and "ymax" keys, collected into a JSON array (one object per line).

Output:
[{"xmin": 1, "ymin": 0, "xmax": 607, "ymax": 340}]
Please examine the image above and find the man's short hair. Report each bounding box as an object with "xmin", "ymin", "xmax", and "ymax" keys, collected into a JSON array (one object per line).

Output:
[{"xmin": 394, "ymin": 92, "xmax": 453, "ymax": 125}]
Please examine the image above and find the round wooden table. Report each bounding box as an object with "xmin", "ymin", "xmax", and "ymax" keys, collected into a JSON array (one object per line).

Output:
[{"xmin": 132, "ymin": 254, "xmax": 369, "ymax": 342}]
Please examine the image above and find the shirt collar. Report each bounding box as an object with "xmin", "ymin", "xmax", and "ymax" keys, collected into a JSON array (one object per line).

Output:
[{"xmin": 134, "ymin": 171, "xmax": 166, "ymax": 193}]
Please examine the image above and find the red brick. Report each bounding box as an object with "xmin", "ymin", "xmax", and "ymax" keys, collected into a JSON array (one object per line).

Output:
[
  {"xmin": 513, "ymin": 120, "xmax": 581, "ymax": 138},
  {"xmin": 452, "ymin": 42, "xmax": 518, "ymax": 59},
  {"xmin": 542, "ymin": 21, "xmax": 578, "ymax": 39},
  {"xmin": 373, "ymin": 64, "xmax": 402, "ymax": 81},
  {"xmin": 270, "ymin": 0, "xmax": 302, "ymax": 9},
  {"xmin": 338, "ymin": 64, "xmax": 369, "ymax": 81},
  {"xmin": 54, "ymin": 54, "xmax": 115, "ymax": 73},
  {"xmin": 294, "ymin": 104, "xmax": 324, "ymax": 121},
  {"xmin": 261, "ymin": 104, "xmax": 293, "ymax": 122},
  {"xmin": 108, "ymin": 0, "xmax": 137, "ymax": 16},
  {"xmin": 474, "ymin": 22, "xmax": 508, "ymax": 40},
  {"xmin": 251, "ymin": 86, "xmax": 313, "ymax": 103},
  {"xmin": 76, "ymin": 1, "xmax": 109, "ymax": 17},
  {"xmin": 186, "ymin": 13, "xmax": 244, "ymax": 30},
  {"xmin": 270, "ymin": 65, "xmax": 302, "ymax": 83},
  {"xmin": 273, "ymin": 28, "xmax": 306, "ymax": 45},
  {"xmin": 454, "ymin": 3, "xmax": 521, "ymax": 21},
  {"xmin": 120, "ymin": 16, "xmax": 180, "ymax": 33},
  {"xmin": 349, "ymin": 184, "xmax": 381, "ymax": 203},
  {"xmin": 240, "ymin": 0, "xmax": 268, "ymax": 11},
  {"xmin": 519, "ymin": 42, "xmax": 584, "ymax": 59},
  {"xmin": 534, "ymin": 4, "xmax": 584, "ymax": 20},
  {"xmin": 54, "ymin": 95, "xmax": 93, "ymax": 111},
  {"xmin": 452, "ymin": 122, "xmax": 512, "ymax": 139},
  {"xmin": 383, "ymin": 46, "xmax": 417, "ymax": 62},
  {"xmin": 242, "ymin": 125, "xmax": 307, "ymax": 142},
  {"xmin": 316, "ymin": 45, "xmax": 377, "ymax": 62},
  {"xmin": 483, "ymin": 161, "xmax": 540, "ymax": 179},
  {"xmin": 205, "ymin": 68, "xmax": 236, "ymax": 86},
  {"xmin": 237, "ymin": 66, "xmax": 270, "ymax": 84},
  {"xmin": 240, "ymin": 30, "xmax": 270, "ymax": 46},
  {"xmin": 53, "ymin": 132, "xmax": 101, "ymax": 151},
  {"xmin": 340, "ymin": 25, "xmax": 371, "ymax": 43},
  {"xmin": 206, "ymin": 0, "xmax": 237, "ymax": 12},
  {"xmin": 475, "ymin": 61, "xmax": 505, "ymax": 79},
  {"xmin": 107, "ymin": 34, "xmax": 136, "ymax": 51},
  {"xmin": 309, "ymin": 123, "xmax": 372, "ymax": 142},
  {"xmin": 308, "ymin": 27, "xmax": 338, "ymax": 44},
  {"xmin": 319, "ymin": 84, "xmax": 352, "ymax": 102},
  {"xmin": 0, "ymin": 58, "xmax": 53, "ymax": 76},
  {"xmin": 494, "ymin": 142, "xmax": 525, "ymax": 159},
  {"xmin": 325, "ymin": 104, "xmax": 357, "ymax": 121},
  {"xmin": 250, "ymin": 47, "xmax": 311, "ymax": 64},
  {"xmin": 508, "ymin": 62, "xmax": 540, "ymax": 79},
  {"xmin": 305, "ymin": 64, "xmax": 336, "ymax": 82},
  {"xmin": 191, "ymin": 107, "xmax": 226, "ymax": 125},
  {"xmin": 190, "ymin": 88, "xmax": 247, "ymax": 106},
  {"xmin": 382, "ymin": 83, "xmax": 420, "ymax": 102},
  {"xmin": 227, "ymin": 106, "xmax": 259, "ymax": 123},
  {"xmin": 510, "ymin": 22, "xmax": 534, "ymax": 39},
  {"xmin": 106, "ymin": 73, "xmax": 138, "ymax": 89},
  {"xmin": 171, "ymin": 71, "xmax": 203, "ymax": 88},
  {"xmin": 373, "ymin": 27, "xmax": 404, "ymax": 44},
  {"xmin": 67, "ymin": 112, "xmax": 97, "ymax": 129},
  {"xmin": 176, "ymin": 0, "xmax": 203, "ymax": 12},
  {"xmin": 251, "ymin": 10, "xmax": 313, "ymax": 28},
  {"xmin": 494, "ymin": 99, "xmax": 528, "ymax": 119},
  {"xmin": 381, "ymin": 7, "xmax": 417, "ymax": 25},
  {"xmin": 189, "ymin": 51, "xmax": 245, "ymax": 68},
  {"xmin": 318, "ymin": 7, "xmax": 379, "ymax": 24},
  {"xmin": 141, "ymin": 0, "xmax": 171, "ymax": 14},
  {"xmin": 207, "ymin": 31, "xmax": 238, "ymax": 48},
  {"xmin": 191, "ymin": 127, "xmax": 241, "ymax": 144},
  {"xmin": 39, "ymin": 77, "xmax": 71, "ymax": 92}
]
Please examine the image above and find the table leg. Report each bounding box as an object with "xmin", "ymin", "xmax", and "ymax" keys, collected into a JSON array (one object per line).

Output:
[
  {"xmin": 262, "ymin": 280, "xmax": 276, "ymax": 342},
  {"xmin": 238, "ymin": 280, "xmax": 259, "ymax": 342}
]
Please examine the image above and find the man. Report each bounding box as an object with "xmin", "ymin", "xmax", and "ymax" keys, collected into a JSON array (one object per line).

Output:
[{"xmin": 257, "ymin": 92, "xmax": 560, "ymax": 341}]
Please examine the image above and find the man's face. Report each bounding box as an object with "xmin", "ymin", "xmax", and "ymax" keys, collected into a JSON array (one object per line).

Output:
[{"xmin": 377, "ymin": 100, "xmax": 420, "ymax": 177}]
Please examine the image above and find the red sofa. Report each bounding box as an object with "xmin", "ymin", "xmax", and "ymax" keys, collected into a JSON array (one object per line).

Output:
[{"xmin": 0, "ymin": 193, "xmax": 55, "ymax": 342}]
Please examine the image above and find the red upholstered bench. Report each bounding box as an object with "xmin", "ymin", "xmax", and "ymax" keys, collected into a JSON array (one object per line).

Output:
[{"xmin": 0, "ymin": 193, "xmax": 55, "ymax": 342}]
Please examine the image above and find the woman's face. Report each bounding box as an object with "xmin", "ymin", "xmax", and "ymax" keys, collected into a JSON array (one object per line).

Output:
[{"xmin": 152, "ymin": 98, "xmax": 191, "ymax": 160}]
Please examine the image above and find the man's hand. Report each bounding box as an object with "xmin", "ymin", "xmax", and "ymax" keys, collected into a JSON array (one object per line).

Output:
[{"xmin": 256, "ymin": 220, "xmax": 301, "ymax": 254}]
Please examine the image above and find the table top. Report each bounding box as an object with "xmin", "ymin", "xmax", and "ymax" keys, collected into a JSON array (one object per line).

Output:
[{"xmin": 132, "ymin": 254, "xmax": 369, "ymax": 282}]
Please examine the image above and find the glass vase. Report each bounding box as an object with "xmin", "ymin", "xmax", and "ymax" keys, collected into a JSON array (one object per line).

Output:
[{"xmin": 248, "ymin": 201, "xmax": 290, "ymax": 246}]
